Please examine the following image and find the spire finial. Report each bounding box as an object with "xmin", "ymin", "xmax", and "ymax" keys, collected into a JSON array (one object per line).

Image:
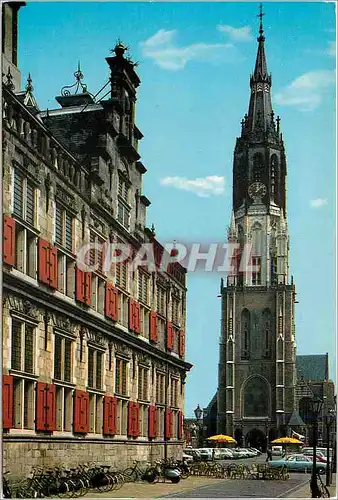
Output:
[
  {"xmin": 257, "ymin": 3, "xmax": 265, "ymax": 41},
  {"xmin": 25, "ymin": 73, "xmax": 34, "ymax": 93}
]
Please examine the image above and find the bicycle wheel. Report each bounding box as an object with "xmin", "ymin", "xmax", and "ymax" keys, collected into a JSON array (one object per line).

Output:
[
  {"xmin": 123, "ymin": 468, "xmax": 137, "ymax": 482},
  {"xmin": 321, "ymin": 485, "xmax": 330, "ymax": 498},
  {"xmin": 96, "ymin": 473, "xmax": 112, "ymax": 493}
]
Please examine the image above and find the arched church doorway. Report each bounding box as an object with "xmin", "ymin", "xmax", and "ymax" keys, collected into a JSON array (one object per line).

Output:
[
  {"xmin": 246, "ymin": 428, "xmax": 267, "ymax": 452},
  {"xmin": 234, "ymin": 428, "xmax": 244, "ymax": 447}
]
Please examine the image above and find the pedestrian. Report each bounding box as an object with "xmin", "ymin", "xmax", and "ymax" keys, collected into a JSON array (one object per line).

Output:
[
  {"xmin": 266, "ymin": 447, "xmax": 272, "ymax": 462},
  {"xmin": 212, "ymin": 448, "xmax": 215, "ymax": 461}
]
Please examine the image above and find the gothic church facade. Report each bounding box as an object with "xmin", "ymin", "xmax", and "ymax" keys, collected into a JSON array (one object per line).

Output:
[{"xmin": 217, "ymin": 10, "xmax": 297, "ymax": 448}]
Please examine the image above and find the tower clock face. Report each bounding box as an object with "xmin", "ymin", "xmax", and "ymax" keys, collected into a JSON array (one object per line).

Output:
[{"xmin": 248, "ymin": 182, "xmax": 267, "ymax": 199}]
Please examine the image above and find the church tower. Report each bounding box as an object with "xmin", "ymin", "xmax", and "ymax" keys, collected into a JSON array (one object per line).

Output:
[{"xmin": 217, "ymin": 6, "xmax": 297, "ymax": 448}]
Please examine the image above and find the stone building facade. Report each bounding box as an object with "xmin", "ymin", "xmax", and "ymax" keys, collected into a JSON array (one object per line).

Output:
[
  {"xmin": 217, "ymin": 11, "xmax": 297, "ymax": 449},
  {"xmin": 2, "ymin": 3, "xmax": 191, "ymax": 478}
]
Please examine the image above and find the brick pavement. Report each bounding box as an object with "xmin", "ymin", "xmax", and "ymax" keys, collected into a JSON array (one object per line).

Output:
[
  {"xmin": 84, "ymin": 476, "xmax": 222, "ymax": 498},
  {"xmin": 83, "ymin": 473, "xmax": 336, "ymax": 499}
]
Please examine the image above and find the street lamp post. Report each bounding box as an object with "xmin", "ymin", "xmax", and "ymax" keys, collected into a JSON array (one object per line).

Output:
[
  {"xmin": 309, "ymin": 396, "xmax": 323, "ymax": 498},
  {"xmin": 325, "ymin": 410, "xmax": 335, "ymax": 487},
  {"xmin": 265, "ymin": 417, "xmax": 270, "ymax": 453},
  {"xmin": 194, "ymin": 404, "xmax": 203, "ymax": 448}
]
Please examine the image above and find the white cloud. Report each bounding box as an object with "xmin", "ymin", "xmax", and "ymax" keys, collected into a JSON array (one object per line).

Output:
[
  {"xmin": 217, "ymin": 24, "xmax": 253, "ymax": 42},
  {"xmin": 160, "ymin": 175, "xmax": 225, "ymax": 197},
  {"xmin": 310, "ymin": 198, "xmax": 328, "ymax": 208},
  {"xmin": 140, "ymin": 29, "xmax": 235, "ymax": 70},
  {"xmin": 275, "ymin": 70, "xmax": 335, "ymax": 111}
]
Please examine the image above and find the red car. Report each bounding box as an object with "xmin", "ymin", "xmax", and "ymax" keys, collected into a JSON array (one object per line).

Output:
[{"xmin": 303, "ymin": 451, "xmax": 327, "ymax": 463}]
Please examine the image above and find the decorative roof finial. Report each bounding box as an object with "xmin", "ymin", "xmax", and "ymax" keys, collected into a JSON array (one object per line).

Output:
[
  {"xmin": 25, "ymin": 73, "xmax": 34, "ymax": 93},
  {"xmin": 60, "ymin": 62, "xmax": 92, "ymax": 97},
  {"xmin": 257, "ymin": 3, "xmax": 265, "ymax": 41},
  {"xmin": 150, "ymin": 223, "xmax": 156, "ymax": 236},
  {"xmin": 112, "ymin": 39, "xmax": 129, "ymax": 58},
  {"xmin": 4, "ymin": 67, "xmax": 15, "ymax": 90}
]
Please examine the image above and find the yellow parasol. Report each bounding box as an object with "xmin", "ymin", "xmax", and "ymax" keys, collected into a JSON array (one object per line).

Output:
[
  {"xmin": 207, "ymin": 434, "xmax": 237, "ymax": 443},
  {"xmin": 270, "ymin": 437, "xmax": 303, "ymax": 445}
]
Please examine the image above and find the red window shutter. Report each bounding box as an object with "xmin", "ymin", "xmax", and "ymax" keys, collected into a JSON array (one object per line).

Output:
[
  {"xmin": 133, "ymin": 402, "xmax": 140, "ymax": 437},
  {"xmin": 84, "ymin": 272, "xmax": 92, "ymax": 306},
  {"xmin": 169, "ymin": 409, "xmax": 173, "ymax": 438},
  {"xmin": 165, "ymin": 408, "xmax": 172, "ymax": 438},
  {"xmin": 103, "ymin": 395, "xmax": 117, "ymax": 435},
  {"xmin": 3, "ymin": 216, "xmax": 16, "ymax": 266},
  {"xmin": 105, "ymin": 283, "xmax": 118, "ymax": 321},
  {"xmin": 36, "ymin": 382, "xmax": 55, "ymax": 431},
  {"xmin": 148, "ymin": 404, "xmax": 157, "ymax": 438},
  {"xmin": 76, "ymin": 268, "xmax": 85, "ymax": 302},
  {"xmin": 129, "ymin": 299, "xmax": 135, "ymax": 331},
  {"xmin": 127, "ymin": 401, "xmax": 134, "ymax": 436},
  {"xmin": 179, "ymin": 330, "xmax": 185, "ymax": 358},
  {"xmin": 133, "ymin": 302, "xmax": 141, "ymax": 334},
  {"xmin": 73, "ymin": 390, "xmax": 89, "ymax": 433},
  {"xmin": 178, "ymin": 411, "xmax": 183, "ymax": 440},
  {"xmin": 167, "ymin": 322, "xmax": 174, "ymax": 351},
  {"xmin": 49, "ymin": 246, "xmax": 58, "ymax": 289},
  {"xmin": 149, "ymin": 312, "xmax": 158, "ymax": 343},
  {"xmin": 45, "ymin": 384, "xmax": 56, "ymax": 431},
  {"xmin": 2, "ymin": 375, "xmax": 13, "ymax": 429},
  {"xmin": 36, "ymin": 382, "xmax": 46, "ymax": 431},
  {"xmin": 38, "ymin": 238, "xmax": 50, "ymax": 285}
]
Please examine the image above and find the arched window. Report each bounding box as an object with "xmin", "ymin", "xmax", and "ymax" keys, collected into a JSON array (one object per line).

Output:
[
  {"xmin": 241, "ymin": 309, "xmax": 250, "ymax": 359},
  {"xmin": 243, "ymin": 376, "xmax": 269, "ymax": 417},
  {"xmin": 262, "ymin": 309, "xmax": 272, "ymax": 358},
  {"xmin": 253, "ymin": 153, "xmax": 264, "ymax": 182},
  {"xmin": 270, "ymin": 155, "xmax": 279, "ymax": 201},
  {"xmin": 251, "ymin": 223, "xmax": 262, "ymax": 285}
]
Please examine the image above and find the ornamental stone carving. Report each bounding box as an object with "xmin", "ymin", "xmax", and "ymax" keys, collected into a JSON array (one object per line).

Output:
[{"xmin": 7, "ymin": 295, "xmax": 40, "ymax": 320}]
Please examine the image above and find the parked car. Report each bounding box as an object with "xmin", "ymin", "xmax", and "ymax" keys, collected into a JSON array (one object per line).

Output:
[
  {"xmin": 240, "ymin": 448, "xmax": 257, "ymax": 458},
  {"xmin": 197, "ymin": 448, "xmax": 213, "ymax": 461},
  {"xmin": 269, "ymin": 454, "xmax": 327, "ymax": 474},
  {"xmin": 218, "ymin": 449, "xmax": 235, "ymax": 460},
  {"xmin": 302, "ymin": 447, "xmax": 332, "ymax": 460},
  {"xmin": 302, "ymin": 450, "xmax": 327, "ymax": 463},
  {"xmin": 249, "ymin": 448, "xmax": 261, "ymax": 456},
  {"xmin": 183, "ymin": 449, "xmax": 201, "ymax": 461},
  {"xmin": 182, "ymin": 452, "xmax": 194, "ymax": 463},
  {"xmin": 271, "ymin": 446, "xmax": 283, "ymax": 456}
]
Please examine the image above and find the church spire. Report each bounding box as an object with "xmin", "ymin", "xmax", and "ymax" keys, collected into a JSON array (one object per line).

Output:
[
  {"xmin": 253, "ymin": 4, "xmax": 268, "ymax": 82},
  {"xmin": 242, "ymin": 4, "xmax": 274, "ymax": 138}
]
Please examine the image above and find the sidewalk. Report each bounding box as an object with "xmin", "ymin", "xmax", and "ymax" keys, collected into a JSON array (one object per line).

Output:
[
  {"xmin": 84, "ymin": 476, "xmax": 222, "ymax": 498},
  {"xmin": 286, "ymin": 474, "xmax": 336, "ymax": 498}
]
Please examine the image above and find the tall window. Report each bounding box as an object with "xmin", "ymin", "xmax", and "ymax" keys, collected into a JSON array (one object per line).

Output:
[
  {"xmin": 11, "ymin": 318, "xmax": 35, "ymax": 430},
  {"xmin": 270, "ymin": 155, "xmax": 279, "ymax": 202},
  {"xmin": 262, "ymin": 309, "xmax": 271, "ymax": 359},
  {"xmin": 138, "ymin": 366, "xmax": 149, "ymax": 401},
  {"xmin": 156, "ymin": 372, "xmax": 165, "ymax": 405},
  {"xmin": 116, "ymin": 259, "xmax": 128, "ymax": 290},
  {"xmin": 89, "ymin": 393, "xmax": 103, "ymax": 433},
  {"xmin": 89, "ymin": 230, "xmax": 105, "ymax": 274},
  {"xmin": 11, "ymin": 318, "xmax": 34, "ymax": 373},
  {"xmin": 118, "ymin": 292, "xmax": 129, "ymax": 327},
  {"xmin": 117, "ymin": 177, "xmax": 130, "ymax": 229},
  {"xmin": 252, "ymin": 257, "xmax": 261, "ymax": 285},
  {"xmin": 138, "ymin": 271, "xmax": 149, "ymax": 305},
  {"xmin": 13, "ymin": 168, "xmax": 36, "ymax": 226},
  {"xmin": 157, "ymin": 286, "xmax": 166, "ymax": 317},
  {"xmin": 170, "ymin": 377, "xmax": 179, "ymax": 407},
  {"xmin": 55, "ymin": 203, "xmax": 73, "ymax": 252},
  {"xmin": 241, "ymin": 309, "xmax": 250, "ymax": 360},
  {"xmin": 172, "ymin": 297, "xmax": 179, "ymax": 325},
  {"xmin": 115, "ymin": 358, "xmax": 128, "ymax": 396},
  {"xmin": 87, "ymin": 347, "xmax": 103, "ymax": 390},
  {"xmin": 54, "ymin": 334, "xmax": 72, "ymax": 382},
  {"xmin": 252, "ymin": 153, "xmax": 263, "ymax": 182}
]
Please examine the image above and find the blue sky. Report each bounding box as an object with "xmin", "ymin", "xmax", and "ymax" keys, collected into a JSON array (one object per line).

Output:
[{"xmin": 19, "ymin": 2, "xmax": 336, "ymax": 416}]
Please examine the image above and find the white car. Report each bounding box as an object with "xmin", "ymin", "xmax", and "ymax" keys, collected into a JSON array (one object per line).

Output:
[
  {"xmin": 198, "ymin": 448, "xmax": 213, "ymax": 460},
  {"xmin": 219, "ymin": 449, "xmax": 234, "ymax": 459},
  {"xmin": 182, "ymin": 452, "xmax": 194, "ymax": 463}
]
